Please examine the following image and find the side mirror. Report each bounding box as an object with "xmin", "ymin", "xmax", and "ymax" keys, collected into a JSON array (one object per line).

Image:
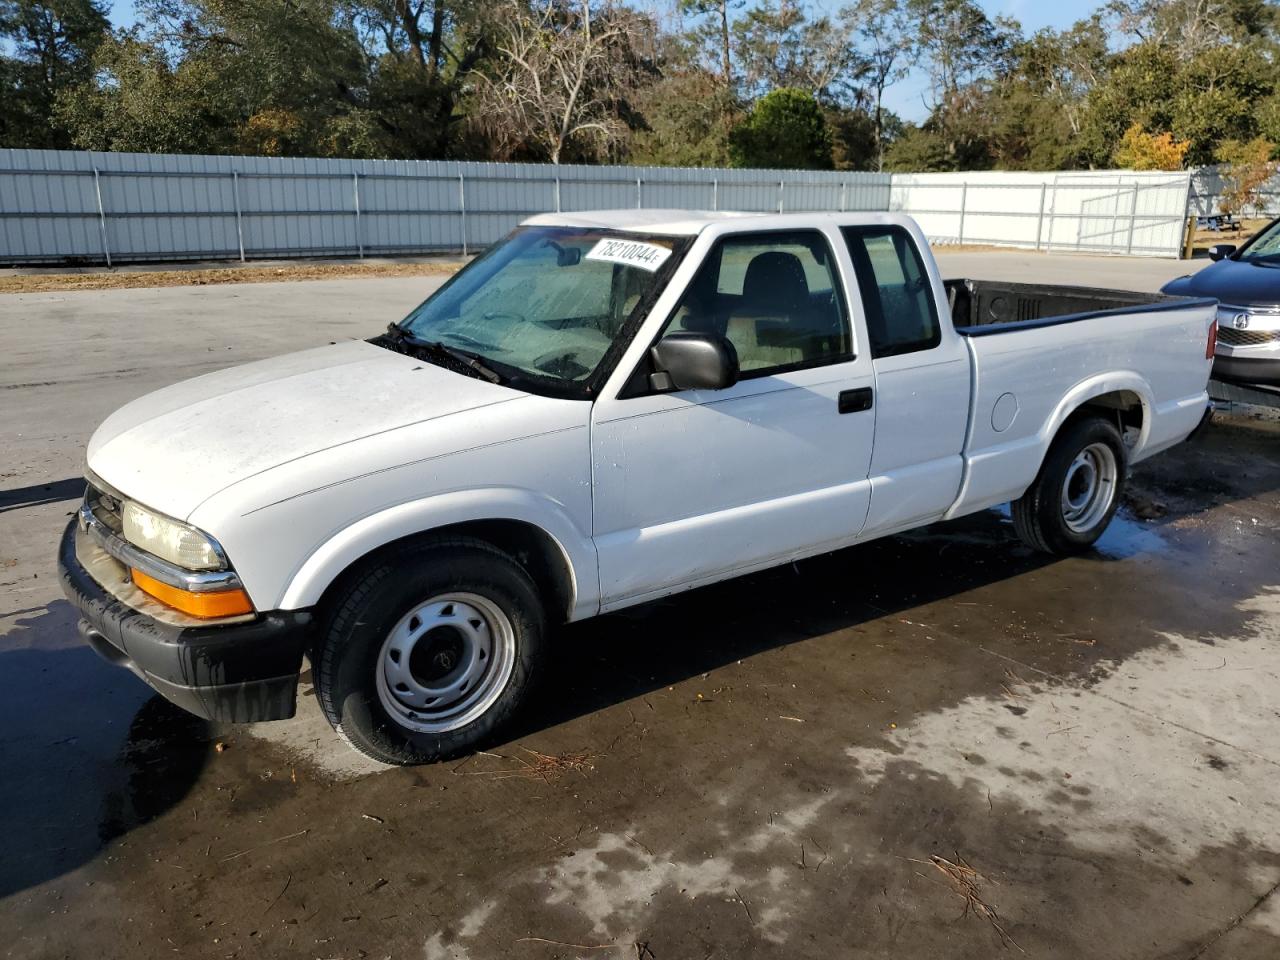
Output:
[
  {"xmin": 1208, "ymin": 244, "xmax": 1236, "ymax": 262},
  {"xmin": 649, "ymin": 332, "xmax": 739, "ymax": 392}
]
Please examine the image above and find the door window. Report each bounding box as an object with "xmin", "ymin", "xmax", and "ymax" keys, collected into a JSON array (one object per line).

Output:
[
  {"xmin": 842, "ymin": 226, "xmax": 940, "ymax": 358},
  {"xmin": 663, "ymin": 231, "xmax": 852, "ymax": 376}
]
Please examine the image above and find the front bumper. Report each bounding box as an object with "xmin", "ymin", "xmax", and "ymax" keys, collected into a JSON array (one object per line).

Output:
[{"xmin": 57, "ymin": 519, "xmax": 312, "ymax": 722}]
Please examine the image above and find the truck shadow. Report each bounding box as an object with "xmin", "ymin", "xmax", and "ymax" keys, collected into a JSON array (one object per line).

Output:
[
  {"xmin": 0, "ymin": 601, "xmax": 212, "ymax": 899},
  {"xmin": 512, "ymin": 415, "xmax": 1280, "ymax": 745},
  {"xmin": 0, "ymin": 476, "xmax": 86, "ymax": 514}
]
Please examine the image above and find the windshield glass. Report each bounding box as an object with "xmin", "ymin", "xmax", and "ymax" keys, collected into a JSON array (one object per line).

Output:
[
  {"xmin": 1238, "ymin": 219, "xmax": 1280, "ymax": 263},
  {"xmin": 398, "ymin": 227, "xmax": 680, "ymax": 386}
]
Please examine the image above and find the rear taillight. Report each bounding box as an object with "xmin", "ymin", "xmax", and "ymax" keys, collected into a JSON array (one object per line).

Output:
[{"xmin": 1206, "ymin": 321, "xmax": 1218, "ymax": 359}]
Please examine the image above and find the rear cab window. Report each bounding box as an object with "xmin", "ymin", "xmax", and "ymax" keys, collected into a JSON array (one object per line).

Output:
[{"xmin": 841, "ymin": 225, "xmax": 941, "ymax": 358}]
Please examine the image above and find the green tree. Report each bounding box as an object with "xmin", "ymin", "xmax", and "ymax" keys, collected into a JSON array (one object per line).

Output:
[
  {"xmin": 54, "ymin": 33, "xmax": 240, "ymax": 153},
  {"xmin": 1079, "ymin": 39, "xmax": 1275, "ymax": 167},
  {"xmin": 678, "ymin": 0, "xmax": 739, "ymax": 86},
  {"xmin": 984, "ymin": 19, "xmax": 1107, "ymax": 170},
  {"xmin": 0, "ymin": 0, "xmax": 110, "ymax": 147},
  {"xmin": 1215, "ymin": 136, "xmax": 1278, "ymax": 215},
  {"xmin": 729, "ymin": 87, "xmax": 833, "ymax": 169},
  {"xmin": 905, "ymin": 0, "xmax": 1020, "ymax": 164},
  {"xmin": 827, "ymin": 105, "xmax": 890, "ymax": 171},
  {"xmin": 58, "ymin": 0, "xmax": 495, "ymax": 158},
  {"xmin": 843, "ymin": 0, "xmax": 912, "ymax": 171},
  {"xmin": 630, "ymin": 68, "xmax": 738, "ymax": 166},
  {"xmin": 883, "ymin": 123, "xmax": 949, "ymax": 171},
  {"xmin": 732, "ymin": 0, "xmax": 861, "ymax": 104}
]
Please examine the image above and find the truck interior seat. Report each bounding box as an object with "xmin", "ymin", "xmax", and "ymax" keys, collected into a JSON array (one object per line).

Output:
[{"xmin": 726, "ymin": 251, "xmax": 813, "ymax": 370}]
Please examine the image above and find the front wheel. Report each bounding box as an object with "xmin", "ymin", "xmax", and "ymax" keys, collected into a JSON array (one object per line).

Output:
[
  {"xmin": 1011, "ymin": 416, "xmax": 1127, "ymax": 555},
  {"xmin": 314, "ymin": 537, "xmax": 545, "ymax": 765}
]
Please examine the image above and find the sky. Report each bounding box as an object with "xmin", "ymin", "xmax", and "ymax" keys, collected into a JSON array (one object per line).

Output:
[
  {"xmin": 106, "ymin": 0, "xmax": 1104, "ymax": 124},
  {"xmin": 879, "ymin": 0, "xmax": 1102, "ymax": 121}
]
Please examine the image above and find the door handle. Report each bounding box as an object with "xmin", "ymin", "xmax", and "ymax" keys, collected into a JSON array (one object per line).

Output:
[{"xmin": 838, "ymin": 387, "xmax": 873, "ymax": 414}]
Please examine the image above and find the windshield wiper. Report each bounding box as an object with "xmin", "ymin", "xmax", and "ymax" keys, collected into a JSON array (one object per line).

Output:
[{"xmin": 385, "ymin": 322, "xmax": 504, "ymax": 384}]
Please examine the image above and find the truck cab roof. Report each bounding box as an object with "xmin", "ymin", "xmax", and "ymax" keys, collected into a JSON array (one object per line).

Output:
[{"xmin": 520, "ymin": 209, "xmax": 910, "ymax": 236}]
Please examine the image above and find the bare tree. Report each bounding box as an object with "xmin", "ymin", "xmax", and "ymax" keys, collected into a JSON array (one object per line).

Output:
[
  {"xmin": 844, "ymin": 0, "xmax": 911, "ymax": 171},
  {"xmin": 1105, "ymin": 0, "xmax": 1274, "ymax": 60},
  {"xmin": 733, "ymin": 0, "xmax": 861, "ymax": 103},
  {"xmin": 472, "ymin": 0, "xmax": 642, "ymax": 162},
  {"xmin": 679, "ymin": 0, "xmax": 736, "ymax": 87}
]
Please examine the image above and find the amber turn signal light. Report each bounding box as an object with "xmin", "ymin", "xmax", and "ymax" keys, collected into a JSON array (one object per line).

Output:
[{"xmin": 130, "ymin": 568, "xmax": 254, "ymax": 618}]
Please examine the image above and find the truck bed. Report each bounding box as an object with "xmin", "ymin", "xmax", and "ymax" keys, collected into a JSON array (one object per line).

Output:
[{"xmin": 944, "ymin": 279, "xmax": 1191, "ymax": 333}]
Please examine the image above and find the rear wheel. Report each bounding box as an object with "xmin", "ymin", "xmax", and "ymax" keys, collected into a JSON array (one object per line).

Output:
[
  {"xmin": 1012, "ymin": 416, "xmax": 1126, "ymax": 555},
  {"xmin": 315, "ymin": 537, "xmax": 545, "ymax": 765}
]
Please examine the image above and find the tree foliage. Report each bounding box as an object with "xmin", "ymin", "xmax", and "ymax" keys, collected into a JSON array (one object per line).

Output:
[
  {"xmin": 1112, "ymin": 123, "xmax": 1192, "ymax": 170},
  {"xmin": 2, "ymin": 0, "xmax": 1279, "ymax": 176},
  {"xmin": 1216, "ymin": 136, "xmax": 1279, "ymax": 214},
  {"xmin": 729, "ymin": 87, "xmax": 832, "ymax": 169},
  {"xmin": 0, "ymin": 0, "xmax": 109, "ymax": 147}
]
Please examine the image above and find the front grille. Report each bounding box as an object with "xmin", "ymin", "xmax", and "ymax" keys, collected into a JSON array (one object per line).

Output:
[
  {"xmin": 85, "ymin": 482, "xmax": 124, "ymax": 535},
  {"xmin": 1218, "ymin": 326, "xmax": 1280, "ymax": 347}
]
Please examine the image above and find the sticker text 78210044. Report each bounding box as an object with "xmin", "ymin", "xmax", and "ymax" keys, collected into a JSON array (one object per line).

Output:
[{"xmin": 584, "ymin": 239, "xmax": 672, "ymax": 272}]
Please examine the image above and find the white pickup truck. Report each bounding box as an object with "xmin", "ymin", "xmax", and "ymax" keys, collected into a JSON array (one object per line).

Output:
[{"xmin": 59, "ymin": 211, "xmax": 1217, "ymax": 764}]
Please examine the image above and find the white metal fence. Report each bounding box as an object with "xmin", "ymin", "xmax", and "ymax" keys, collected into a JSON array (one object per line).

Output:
[
  {"xmin": 0, "ymin": 150, "xmax": 889, "ymax": 266},
  {"xmin": 890, "ymin": 170, "xmax": 1193, "ymax": 257},
  {"xmin": 0, "ymin": 149, "xmax": 1201, "ymax": 264}
]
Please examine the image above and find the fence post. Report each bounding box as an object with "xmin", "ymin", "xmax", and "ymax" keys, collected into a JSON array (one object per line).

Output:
[
  {"xmin": 1125, "ymin": 182, "xmax": 1139, "ymax": 255},
  {"xmin": 840, "ymin": 182, "xmax": 847, "ymax": 212},
  {"xmin": 232, "ymin": 171, "xmax": 245, "ymax": 262},
  {"xmin": 778, "ymin": 180, "xmax": 785, "ymax": 213},
  {"xmin": 712, "ymin": 178, "xmax": 718, "ymax": 211},
  {"xmin": 555, "ymin": 175, "xmax": 561, "ymax": 213},
  {"xmin": 636, "ymin": 177, "xmax": 642, "ymax": 208},
  {"xmin": 1035, "ymin": 182, "xmax": 1046, "ymax": 252},
  {"xmin": 957, "ymin": 182, "xmax": 968, "ymax": 244},
  {"xmin": 1181, "ymin": 171, "xmax": 1197, "ymax": 260},
  {"xmin": 1045, "ymin": 182, "xmax": 1058, "ymax": 253},
  {"xmin": 92, "ymin": 167, "xmax": 111, "ymax": 268},
  {"xmin": 458, "ymin": 173, "xmax": 468, "ymax": 257},
  {"xmin": 352, "ymin": 172, "xmax": 363, "ymax": 259}
]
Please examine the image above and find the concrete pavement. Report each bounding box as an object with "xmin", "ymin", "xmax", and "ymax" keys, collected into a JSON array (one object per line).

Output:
[{"xmin": 3, "ymin": 251, "xmax": 1279, "ymax": 960}]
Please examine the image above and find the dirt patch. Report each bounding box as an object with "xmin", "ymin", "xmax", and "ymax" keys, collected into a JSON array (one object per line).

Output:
[
  {"xmin": 1190, "ymin": 217, "xmax": 1271, "ymax": 258},
  {"xmin": 0, "ymin": 260, "xmax": 465, "ymax": 295}
]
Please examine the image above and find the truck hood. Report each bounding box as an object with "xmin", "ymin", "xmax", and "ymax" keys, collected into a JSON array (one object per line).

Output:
[{"xmin": 87, "ymin": 340, "xmax": 524, "ymax": 521}]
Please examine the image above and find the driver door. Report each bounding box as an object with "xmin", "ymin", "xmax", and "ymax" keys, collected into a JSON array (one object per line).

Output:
[{"xmin": 589, "ymin": 228, "xmax": 877, "ymax": 610}]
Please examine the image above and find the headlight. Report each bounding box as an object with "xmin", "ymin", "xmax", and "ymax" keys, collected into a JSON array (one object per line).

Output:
[{"xmin": 122, "ymin": 501, "xmax": 224, "ymax": 571}]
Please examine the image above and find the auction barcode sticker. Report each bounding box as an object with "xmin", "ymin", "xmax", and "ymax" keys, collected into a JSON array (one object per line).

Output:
[{"xmin": 585, "ymin": 238, "xmax": 672, "ymax": 272}]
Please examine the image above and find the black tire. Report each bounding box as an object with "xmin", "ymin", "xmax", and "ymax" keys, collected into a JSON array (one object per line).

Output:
[
  {"xmin": 1011, "ymin": 416, "xmax": 1127, "ymax": 555},
  {"xmin": 314, "ymin": 536, "xmax": 545, "ymax": 765}
]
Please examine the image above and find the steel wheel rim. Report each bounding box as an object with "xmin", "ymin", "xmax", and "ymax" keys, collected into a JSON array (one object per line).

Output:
[
  {"xmin": 1061, "ymin": 442, "xmax": 1117, "ymax": 534},
  {"xmin": 375, "ymin": 592, "xmax": 516, "ymax": 734}
]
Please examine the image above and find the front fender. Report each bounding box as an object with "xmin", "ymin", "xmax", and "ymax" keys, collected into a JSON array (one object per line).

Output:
[{"xmin": 276, "ymin": 487, "xmax": 599, "ymax": 620}]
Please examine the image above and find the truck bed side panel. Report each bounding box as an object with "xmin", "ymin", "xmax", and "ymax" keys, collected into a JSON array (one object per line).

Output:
[{"xmin": 948, "ymin": 303, "xmax": 1214, "ymax": 518}]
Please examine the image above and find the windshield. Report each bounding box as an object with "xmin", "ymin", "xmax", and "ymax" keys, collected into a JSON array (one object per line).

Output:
[
  {"xmin": 397, "ymin": 226, "xmax": 681, "ymax": 388},
  {"xmin": 1237, "ymin": 219, "xmax": 1280, "ymax": 264}
]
